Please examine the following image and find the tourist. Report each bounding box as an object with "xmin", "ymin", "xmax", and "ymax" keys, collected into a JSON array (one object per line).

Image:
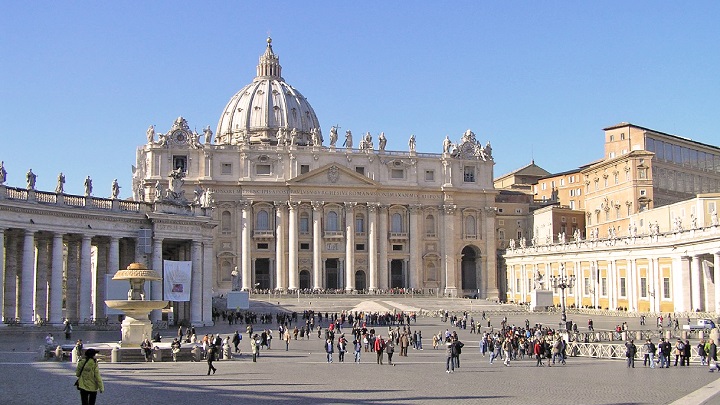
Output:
[
  {"xmin": 251, "ymin": 334, "xmax": 260, "ymax": 362},
  {"xmin": 140, "ymin": 338, "xmax": 153, "ymax": 362},
  {"xmin": 76, "ymin": 348, "xmax": 103, "ymax": 405},
  {"xmin": 206, "ymin": 345, "xmax": 217, "ymax": 375},
  {"xmin": 284, "ymin": 328, "xmax": 291, "ymax": 351},
  {"xmin": 171, "ymin": 338, "xmax": 181, "ymax": 362},
  {"xmin": 232, "ymin": 330, "xmax": 242, "ymax": 353},
  {"xmin": 625, "ymin": 340, "xmax": 637, "ymax": 368},
  {"xmin": 64, "ymin": 319, "xmax": 73, "ymax": 340},
  {"xmin": 534, "ymin": 339, "xmax": 544, "ymax": 367},
  {"xmin": 353, "ymin": 338, "xmax": 362, "ymax": 363},
  {"xmin": 337, "ymin": 335, "xmax": 347, "ymax": 362},
  {"xmin": 324, "ymin": 338, "xmax": 334, "ymax": 363},
  {"xmin": 386, "ymin": 339, "xmax": 395, "ymax": 365},
  {"xmin": 708, "ymin": 339, "xmax": 718, "ymax": 372},
  {"xmin": 445, "ymin": 337, "xmax": 455, "ymax": 373},
  {"xmin": 374, "ymin": 335, "xmax": 385, "ymax": 364}
]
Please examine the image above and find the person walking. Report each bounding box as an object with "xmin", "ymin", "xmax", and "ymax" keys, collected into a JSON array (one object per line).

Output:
[
  {"xmin": 708, "ymin": 339, "xmax": 718, "ymax": 371},
  {"xmin": 206, "ymin": 345, "xmax": 217, "ymax": 375},
  {"xmin": 325, "ymin": 338, "xmax": 334, "ymax": 363},
  {"xmin": 445, "ymin": 337, "xmax": 455, "ymax": 373},
  {"xmin": 251, "ymin": 334, "xmax": 260, "ymax": 362},
  {"xmin": 625, "ymin": 340, "xmax": 637, "ymax": 368},
  {"xmin": 353, "ymin": 338, "xmax": 362, "ymax": 363},
  {"xmin": 386, "ymin": 339, "xmax": 395, "ymax": 365},
  {"xmin": 76, "ymin": 348, "xmax": 103, "ymax": 405},
  {"xmin": 337, "ymin": 335, "xmax": 347, "ymax": 362},
  {"xmin": 375, "ymin": 335, "xmax": 385, "ymax": 365},
  {"xmin": 534, "ymin": 339, "xmax": 544, "ymax": 367},
  {"xmin": 284, "ymin": 328, "xmax": 291, "ymax": 351}
]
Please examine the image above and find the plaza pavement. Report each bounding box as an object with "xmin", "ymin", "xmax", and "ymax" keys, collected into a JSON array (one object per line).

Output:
[{"xmin": 1, "ymin": 296, "xmax": 719, "ymax": 405}]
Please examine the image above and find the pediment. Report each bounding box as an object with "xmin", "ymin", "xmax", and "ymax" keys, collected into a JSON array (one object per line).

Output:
[{"xmin": 289, "ymin": 163, "xmax": 379, "ymax": 187}]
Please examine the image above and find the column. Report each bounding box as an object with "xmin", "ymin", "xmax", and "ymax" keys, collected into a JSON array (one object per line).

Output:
[
  {"xmin": 78, "ymin": 235, "xmax": 92, "ymax": 322},
  {"xmin": 628, "ymin": 259, "xmax": 636, "ymax": 312},
  {"xmin": 714, "ymin": 252, "xmax": 720, "ymax": 314},
  {"xmin": 65, "ymin": 240, "xmax": 79, "ymax": 321},
  {"xmin": 150, "ymin": 238, "xmax": 163, "ymax": 322},
  {"xmin": 408, "ymin": 205, "xmax": 421, "ymax": 290},
  {"xmin": 368, "ymin": 204, "xmax": 378, "ymax": 291},
  {"xmin": 202, "ymin": 239, "xmax": 214, "ymax": 325},
  {"xmin": 190, "ymin": 240, "xmax": 202, "ymax": 324},
  {"xmin": 34, "ymin": 238, "xmax": 50, "ymax": 321},
  {"xmin": 345, "ymin": 202, "xmax": 356, "ymax": 291},
  {"xmin": 5, "ymin": 234, "xmax": 20, "ymax": 320},
  {"xmin": 442, "ymin": 204, "xmax": 457, "ymax": 296},
  {"xmin": 483, "ymin": 207, "xmax": 499, "ymax": 299},
  {"xmin": 378, "ymin": 205, "xmax": 389, "ymax": 290},
  {"xmin": 108, "ymin": 236, "xmax": 120, "ymax": 275},
  {"xmin": 0, "ymin": 229, "xmax": 4, "ymax": 322},
  {"xmin": 19, "ymin": 230, "xmax": 36, "ymax": 324},
  {"xmin": 648, "ymin": 257, "xmax": 657, "ymax": 313},
  {"xmin": 607, "ymin": 260, "xmax": 614, "ymax": 311},
  {"xmin": 274, "ymin": 202, "xmax": 287, "ymax": 291},
  {"xmin": 49, "ymin": 233, "xmax": 64, "ymax": 324},
  {"xmin": 691, "ymin": 255, "xmax": 702, "ymax": 311},
  {"xmin": 287, "ymin": 202, "xmax": 299, "ymax": 290},
  {"xmin": 312, "ymin": 201, "xmax": 323, "ymax": 290},
  {"xmin": 93, "ymin": 242, "xmax": 107, "ymax": 319},
  {"xmin": 240, "ymin": 201, "xmax": 252, "ymax": 291}
]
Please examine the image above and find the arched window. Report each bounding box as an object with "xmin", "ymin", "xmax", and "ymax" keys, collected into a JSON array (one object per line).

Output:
[
  {"xmin": 257, "ymin": 209, "xmax": 270, "ymax": 230},
  {"xmin": 221, "ymin": 211, "xmax": 232, "ymax": 232},
  {"xmin": 465, "ymin": 215, "xmax": 476, "ymax": 236},
  {"xmin": 391, "ymin": 213, "xmax": 403, "ymax": 233},
  {"xmin": 425, "ymin": 214, "xmax": 436, "ymax": 236},
  {"xmin": 355, "ymin": 214, "xmax": 365, "ymax": 233},
  {"xmin": 327, "ymin": 211, "xmax": 339, "ymax": 231}
]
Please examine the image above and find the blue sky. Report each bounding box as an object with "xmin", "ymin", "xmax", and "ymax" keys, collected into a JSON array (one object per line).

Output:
[{"xmin": 1, "ymin": 2, "xmax": 719, "ymax": 196}]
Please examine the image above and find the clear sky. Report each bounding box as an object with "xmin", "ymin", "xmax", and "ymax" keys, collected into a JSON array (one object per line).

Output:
[{"xmin": 1, "ymin": 2, "xmax": 719, "ymax": 196}]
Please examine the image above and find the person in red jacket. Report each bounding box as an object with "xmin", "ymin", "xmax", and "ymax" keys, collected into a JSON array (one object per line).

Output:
[
  {"xmin": 534, "ymin": 339, "xmax": 544, "ymax": 367},
  {"xmin": 375, "ymin": 335, "xmax": 385, "ymax": 365}
]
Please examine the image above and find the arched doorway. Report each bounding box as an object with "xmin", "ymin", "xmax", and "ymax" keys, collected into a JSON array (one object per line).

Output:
[
  {"xmin": 355, "ymin": 270, "xmax": 366, "ymax": 291},
  {"xmin": 461, "ymin": 246, "xmax": 479, "ymax": 292},
  {"xmin": 299, "ymin": 270, "xmax": 311, "ymax": 290}
]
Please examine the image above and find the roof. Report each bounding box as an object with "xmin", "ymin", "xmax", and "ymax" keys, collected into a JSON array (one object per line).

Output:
[
  {"xmin": 494, "ymin": 161, "xmax": 551, "ymax": 181},
  {"xmin": 603, "ymin": 122, "xmax": 720, "ymax": 152}
]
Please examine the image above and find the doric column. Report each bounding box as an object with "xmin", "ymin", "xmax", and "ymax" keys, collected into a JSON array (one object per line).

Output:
[
  {"xmin": 378, "ymin": 205, "xmax": 389, "ymax": 290},
  {"xmin": 108, "ymin": 236, "xmax": 120, "ymax": 275},
  {"xmin": 628, "ymin": 259, "xmax": 636, "ymax": 312},
  {"xmin": 274, "ymin": 201, "xmax": 287, "ymax": 291},
  {"xmin": 691, "ymin": 255, "xmax": 702, "ymax": 311},
  {"xmin": 648, "ymin": 257, "xmax": 658, "ymax": 313},
  {"xmin": 190, "ymin": 240, "xmax": 202, "ymax": 324},
  {"xmin": 368, "ymin": 203, "xmax": 378, "ymax": 291},
  {"xmin": 483, "ymin": 207, "xmax": 499, "ymax": 299},
  {"xmin": 94, "ymin": 241, "xmax": 107, "ymax": 319},
  {"xmin": 4, "ymin": 233, "xmax": 20, "ymax": 321},
  {"xmin": 49, "ymin": 233, "xmax": 64, "ymax": 324},
  {"xmin": 287, "ymin": 202, "xmax": 299, "ymax": 290},
  {"xmin": 19, "ymin": 230, "xmax": 36, "ymax": 324},
  {"xmin": 442, "ymin": 204, "xmax": 457, "ymax": 296},
  {"xmin": 65, "ymin": 240, "xmax": 79, "ymax": 321},
  {"xmin": 150, "ymin": 238, "xmax": 163, "ymax": 322},
  {"xmin": 240, "ymin": 201, "xmax": 252, "ymax": 291},
  {"xmin": 0, "ymin": 229, "xmax": 4, "ymax": 322},
  {"xmin": 202, "ymin": 239, "xmax": 214, "ymax": 325},
  {"xmin": 408, "ymin": 204, "xmax": 421, "ymax": 290},
  {"xmin": 714, "ymin": 252, "xmax": 720, "ymax": 313},
  {"xmin": 345, "ymin": 202, "xmax": 356, "ymax": 291},
  {"xmin": 78, "ymin": 234, "xmax": 93, "ymax": 322},
  {"xmin": 312, "ymin": 201, "xmax": 323, "ymax": 290},
  {"xmin": 35, "ymin": 237, "xmax": 50, "ymax": 321}
]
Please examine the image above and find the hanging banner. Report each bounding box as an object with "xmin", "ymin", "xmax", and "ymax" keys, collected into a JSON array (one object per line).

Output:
[{"xmin": 163, "ymin": 260, "xmax": 192, "ymax": 301}]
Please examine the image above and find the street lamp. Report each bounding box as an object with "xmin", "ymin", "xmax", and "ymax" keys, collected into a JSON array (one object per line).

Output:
[{"xmin": 550, "ymin": 270, "xmax": 576, "ymax": 328}]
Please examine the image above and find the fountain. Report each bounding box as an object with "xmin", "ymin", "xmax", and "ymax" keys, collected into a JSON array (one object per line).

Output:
[{"xmin": 105, "ymin": 263, "xmax": 168, "ymax": 345}]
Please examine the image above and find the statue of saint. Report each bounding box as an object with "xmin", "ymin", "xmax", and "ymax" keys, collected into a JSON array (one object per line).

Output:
[
  {"xmin": 154, "ymin": 180, "xmax": 163, "ymax": 202},
  {"xmin": 193, "ymin": 185, "xmax": 204, "ymax": 205},
  {"xmin": 146, "ymin": 125, "xmax": 155, "ymax": 144},
  {"xmin": 55, "ymin": 172, "xmax": 65, "ymax": 194},
  {"xmin": 343, "ymin": 130, "xmax": 353, "ymax": 148},
  {"xmin": 26, "ymin": 169, "xmax": 37, "ymax": 190},
  {"xmin": 443, "ymin": 135, "xmax": 452, "ymax": 154},
  {"xmin": 378, "ymin": 132, "xmax": 387, "ymax": 151},
  {"xmin": 111, "ymin": 179, "xmax": 121, "ymax": 199},
  {"xmin": 84, "ymin": 176, "xmax": 93, "ymax": 196},
  {"xmin": 311, "ymin": 128, "xmax": 321, "ymax": 146},
  {"xmin": 329, "ymin": 126, "xmax": 338, "ymax": 147},
  {"xmin": 203, "ymin": 126, "xmax": 213, "ymax": 144},
  {"xmin": 484, "ymin": 141, "xmax": 493, "ymax": 159},
  {"xmin": 408, "ymin": 134, "xmax": 416, "ymax": 152},
  {"xmin": 137, "ymin": 183, "xmax": 145, "ymax": 202},
  {"xmin": 533, "ymin": 270, "xmax": 545, "ymax": 290},
  {"xmin": 276, "ymin": 128, "xmax": 286, "ymax": 146},
  {"xmin": 0, "ymin": 161, "xmax": 7, "ymax": 185},
  {"xmin": 290, "ymin": 128, "xmax": 298, "ymax": 146}
]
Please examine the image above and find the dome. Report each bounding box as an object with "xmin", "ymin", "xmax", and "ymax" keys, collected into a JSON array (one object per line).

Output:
[{"xmin": 215, "ymin": 38, "xmax": 321, "ymax": 146}]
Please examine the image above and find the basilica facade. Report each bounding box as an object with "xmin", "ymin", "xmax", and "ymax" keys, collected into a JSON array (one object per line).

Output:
[{"xmin": 133, "ymin": 39, "xmax": 500, "ymax": 299}]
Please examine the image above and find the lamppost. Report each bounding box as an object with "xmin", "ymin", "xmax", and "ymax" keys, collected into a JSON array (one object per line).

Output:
[{"xmin": 550, "ymin": 266, "xmax": 575, "ymax": 328}]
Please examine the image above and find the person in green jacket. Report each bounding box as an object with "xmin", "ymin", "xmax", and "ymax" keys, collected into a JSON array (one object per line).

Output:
[{"xmin": 76, "ymin": 348, "xmax": 104, "ymax": 405}]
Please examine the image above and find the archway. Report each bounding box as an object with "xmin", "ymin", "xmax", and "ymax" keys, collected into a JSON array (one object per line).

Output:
[{"xmin": 461, "ymin": 246, "xmax": 479, "ymax": 293}]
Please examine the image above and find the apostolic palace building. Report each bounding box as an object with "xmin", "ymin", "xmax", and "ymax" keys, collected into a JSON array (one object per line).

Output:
[{"xmin": 1, "ymin": 38, "xmax": 719, "ymax": 327}]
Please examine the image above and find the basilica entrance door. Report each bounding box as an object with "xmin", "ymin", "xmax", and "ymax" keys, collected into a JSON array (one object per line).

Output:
[
  {"xmin": 325, "ymin": 259, "xmax": 339, "ymax": 290},
  {"xmin": 461, "ymin": 246, "xmax": 478, "ymax": 292},
  {"xmin": 255, "ymin": 259, "xmax": 270, "ymax": 290},
  {"xmin": 390, "ymin": 259, "xmax": 404, "ymax": 289},
  {"xmin": 355, "ymin": 270, "xmax": 366, "ymax": 291},
  {"xmin": 299, "ymin": 270, "xmax": 311, "ymax": 290}
]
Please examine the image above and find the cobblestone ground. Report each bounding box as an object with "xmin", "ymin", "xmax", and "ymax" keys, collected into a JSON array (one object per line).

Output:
[{"xmin": 1, "ymin": 297, "xmax": 719, "ymax": 405}]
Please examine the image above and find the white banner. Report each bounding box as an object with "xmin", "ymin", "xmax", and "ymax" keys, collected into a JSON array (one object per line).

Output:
[{"xmin": 163, "ymin": 260, "xmax": 192, "ymax": 301}]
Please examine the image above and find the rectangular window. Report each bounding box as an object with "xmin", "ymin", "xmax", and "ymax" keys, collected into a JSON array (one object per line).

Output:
[
  {"xmin": 498, "ymin": 219, "xmax": 505, "ymax": 225},
  {"xmin": 640, "ymin": 277, "xmax": 647, "ymax": 298},
  {"xmin": 541, "ymin": 183, "xmax": 547, "ymax": 191},
  {"xmin": 355, "ymin": 166, "xmax": 365, "ymax": 175},
  {"xmin": 516, "ymin": 278, "xmax": 521, "ymax": 292},
  {"xmin": 391, "ymin": 169, "xmax": 404, "ymax": 179},
  {"xmin": 463, "ymin": 166, "xmax": 475, "ymax": 182},
  {"xmin": 601, "ymin": 277, "xmax": 607, "ymax": 296},
  {"xmin": 584, "ymin": 277, "xmax": 590, "ymax": 295},
  {"xmin": 221, "ymin": 163, "xmax": 232, "ymax": 175},
  {"xmin": 619, "ymin": 277, "xmax": 626, "ymax": 297},
  {"xmin": 663, "ymin": 277, "xmax": 670, "ymax": 299},
  {"xmin": 257, "ymin": 243, "xmax": 269, "ymax": 250},
  {"xmin": 299, "ymin": 217, "xmax": 309, "ymax": 234},
  {"xmin": 300, "ymin": 242, "xmax": 310, "ymax": 251},
  {"xmin": 256, "ymin": 164, "xmax": 271, "ymax": 175},
  {"xmin": 355, "ymin": 243, "xmax": 365, "ymax": 251},
  {"xmin": 560, "ymin": 179, "xmax": 565, "ymax": 186},
  {"xmin": 425, "ymin": 170, "xmax": 435, "ymax": 181},
  {"xmin": 300, "ymin": 164, "xmax": 310, "ymax": 174},
  {"xmin": 392, "ymin": 244, "xmax": 403, "ymax": 251}
]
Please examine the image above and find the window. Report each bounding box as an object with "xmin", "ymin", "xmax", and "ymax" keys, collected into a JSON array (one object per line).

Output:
[
  {"xmin": 614, "ymin": 173, "xmax": 619, "ymax": 184},
  {"xmin": 355, "ymin": 243, "xmax": 365, "ymax": 251},
  {"xmin": 463, "ymin": 166, "xmax": 475, "ymax": 182},
  {"xmin": 498, "ymin": 229, "xmax": 505, "ymax": 240},
  {"xmin": 551, "ymin": 181, "xmax": 556, "ymax": 188},
  {"xmin": 619, "ymin": 277, "xmax": 626, "ymax": 297},
  {"xmin": 601, "ymin": 277, "xmax": 607, "ymax": 296},
  {"xmin": 355, "ymin": 214, "xmax": 365, "ymax": 233},
  {"xmin": 299, "ymin": 213, "xmax": 310, "ymax": 234},
  {"xmin": 256, "ymin": 210, "xmax": 270, "ymax": 230},
  {"xmin": 327, "ymin": 211, "xmax": 339, "ymax": 231},
  {"xmin": 515, "ymin": 208, "xmax": 522, "ymax": 214},
  {"xmin": 465, "ymin": 216, "xmax": 476, "ymax": 237},
  {"xmin": 560, "ymin": 179, "xmax": 565, "ymax": 186},
  {"xmin": 221, "ymin": 163, "xmax": 232, "ymax": 175},
  {"xmin": 391, "ymin": 213, "xmax": 403, "ymax": 232},
  {"xmin": 425, "ymin": 170, "xmax": 435, "ymax": 181},
  {"xmin": 516, "ymin": 278, "xmax": 521, "ymax": 292},
  {"xmin": 392, "ymin": 244, "xmax": 403, "ymax": 251},
  {"xmin": 391, "ymin": 169, "xmax": 404, "ymax": 179},
  {"xmin": 584, "ymin": 277, "xmax": 591, "ymax": 295},
  {"xmin": 300, "ymin": 242, "xmax": 310, "ymax": 251},
  {"xmin": 498, "ymin": 219, "xmax": 505, "ymax": 225},
  {"xmin": 541, "ymin": 183, "xmax": 547, "ymax": 191},
  {"xmin": 355, "ymin": 166, "xmax": 365, "ymax": 175},
  {"xmin": 640, "ymin": 277, "xmax": 647, "ymax": 298},
  {"xmin": 256, "ymin": 164, "xmax": 271, "ymax": 175},
  {"xmin": 257, "ymin": 243, "xmax": 269, "ymax": 250},
  {"xmin": 221, "ymin": 211, "xmax": 232, "ymax": 232},
  {"xmin": 638, "ymin": 167, "xmax": 647, "ymax": 179},
  {"xmin": 173, "ymin": 155, "xmax": 188, "ymax": 172},
  {"xmin": 663, "ymin": 277, "xmax": 670, "ymax": 299},
  {"xmin": 425, "ymin": 215, "xmax": 436, "ymax": 236},
  {"xmin": 300, "ymin": 164, "xmax": 310, "ymax": 174}
]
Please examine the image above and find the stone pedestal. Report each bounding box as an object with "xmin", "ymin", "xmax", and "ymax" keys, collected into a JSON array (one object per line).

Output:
[{"xmin": 530, "ymin": 289, "xmax": 554, "ymax": 311}]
